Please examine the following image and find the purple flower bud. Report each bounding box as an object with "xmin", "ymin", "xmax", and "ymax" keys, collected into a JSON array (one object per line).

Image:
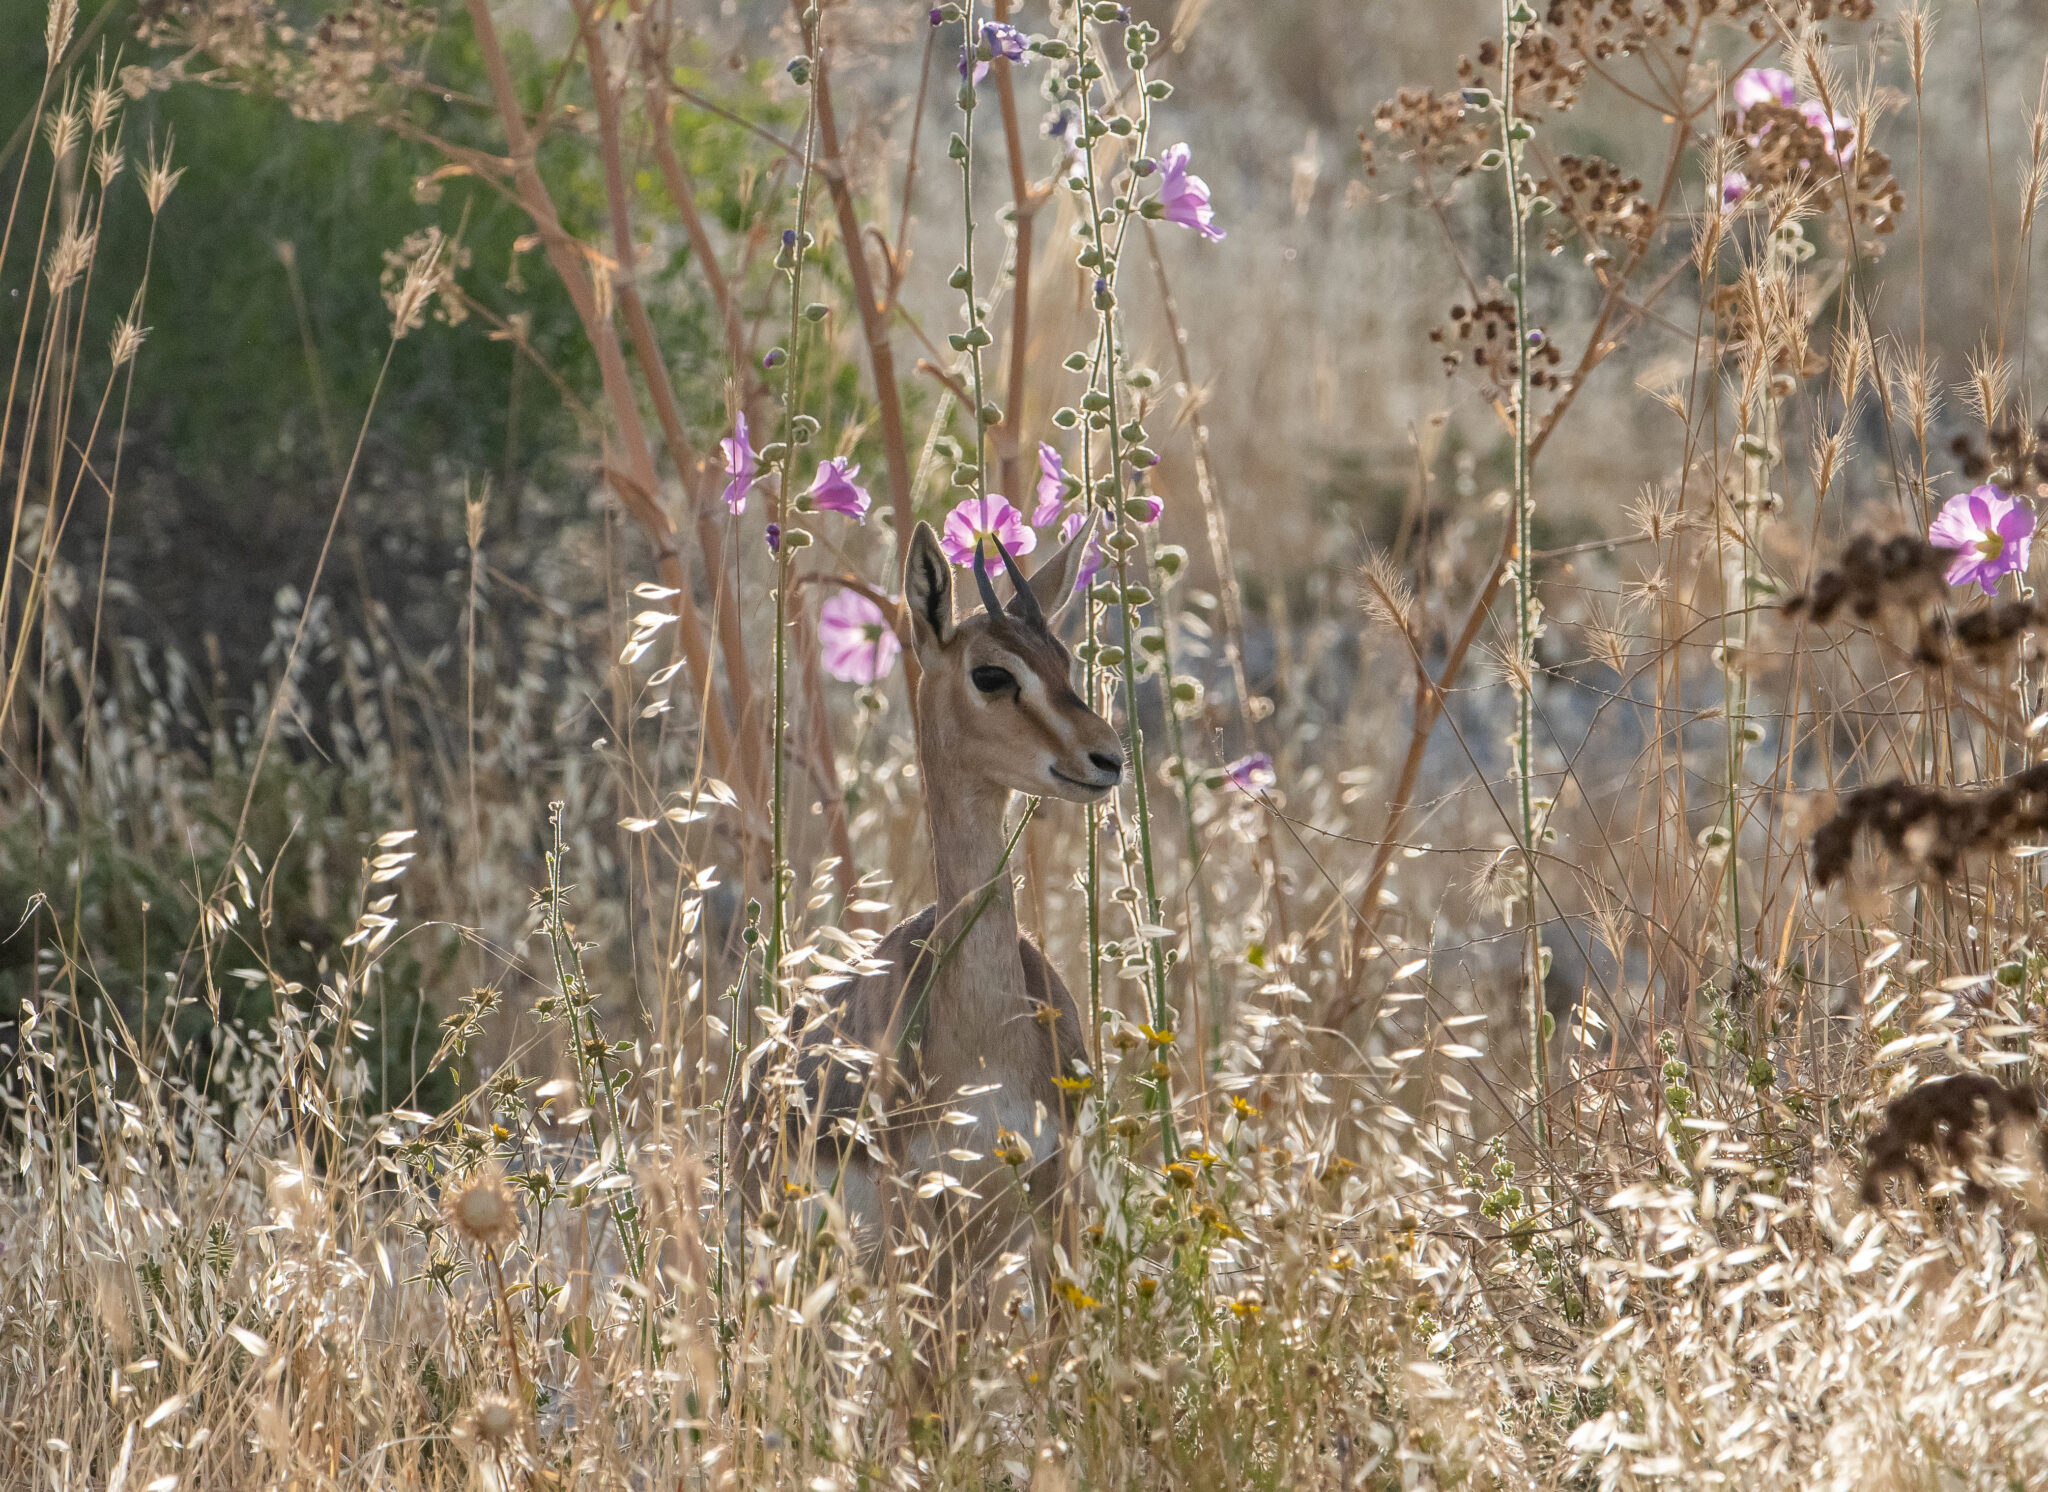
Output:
[
  {"xmin": 1156, "ymin": 143, "xmax": 1225, "ymax": 242},
  {"xmin": 929, "ymin": 6, "xmax": 943, "ymax": 23},
  {"xmin": 1526, "ymin": 329, "xmax": 1544, "ymax": 347},
  {"xmin": 782, "ymin": 229, "xmax": 798, "ymax": 249},
  {"xmin": 765, "ymin": 523, "xmax": 782, "ymax": 554},
  {"xmin": 763, "ymin": 348, "xmax": 786, "ymax": 368},
  {"xmin": 982, "ymin": 21, "xmax": 1028, "ymax": 62},
  {"xmin": 1226, "ymin": 752, "xmax": 1275, "ymax": 791}
]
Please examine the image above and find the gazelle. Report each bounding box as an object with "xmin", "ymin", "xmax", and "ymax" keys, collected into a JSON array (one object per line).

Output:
[{"xmin": 729, "ymin": 515, "xmax": 1120, "ymax": 1303}]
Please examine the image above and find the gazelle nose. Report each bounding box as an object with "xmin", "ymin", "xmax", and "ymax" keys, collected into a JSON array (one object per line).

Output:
[{"xmin": 1088, "ymin": 751, "xmax": 1124, "ymax": 782}]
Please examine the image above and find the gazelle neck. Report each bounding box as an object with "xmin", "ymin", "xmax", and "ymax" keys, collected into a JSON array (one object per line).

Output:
[{"xmin": 916, "ymin": 732, "xmax": 1028, "ymax": 1014}]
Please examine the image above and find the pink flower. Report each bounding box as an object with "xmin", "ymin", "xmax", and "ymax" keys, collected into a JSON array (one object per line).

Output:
[
  {"xmin": 1929, "ymin": 484, "xmax": 2035, "ymax": 596},
  {"xmin": 1732, "ymin": 68, "xmax": 1797, "ymax": 112},
  {"xmin": 1156, "ymin": 143, "xmax": 1225, "ymax": 243},
  {"xmin": 1061, "ymin": 507, "xmax": 1106, "ymax": 591},
  {"xmin": 1034, "ymin": 443, "xmax": 1069, "ymax": 525},
  {"xmin": 721, "ymin": 412, "xmax": 756, "ymax": 514},
  {"xmin": 807, "ymin": 458, "xmax": 872, "ymax": 520},
  {"xmin": 1720, "ymin": 170, "xmax": 1749, "ymax": 206},
  {"xmin": 1798, "ymin": 99, "xmax": 1853, "ymax": 163},
  {"xmin": 1226, "ymin": 753, "xmax": 1275, "ymax": 791},
  {"xmin": 817, "ymin": 589, "xmax": 900, "ymax": 684},
  {"xmin": 940, "ymin": 494, "xmax": 1037, "ymax": 567}
]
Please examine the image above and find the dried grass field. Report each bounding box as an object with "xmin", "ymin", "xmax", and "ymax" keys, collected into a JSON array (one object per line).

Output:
[{"xmin": 12, "ymin": 0, "xmax": 2048, "ymax": 1487}]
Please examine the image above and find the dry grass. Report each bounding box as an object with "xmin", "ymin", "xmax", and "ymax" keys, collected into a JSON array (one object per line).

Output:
[{"xmin": 14, "ymin": 1, "xmax": 2048, "ymax": 1488}]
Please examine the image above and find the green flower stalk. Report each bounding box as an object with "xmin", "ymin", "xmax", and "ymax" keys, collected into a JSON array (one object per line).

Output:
[{"xmin": 1499, "ymin": 0, "xmax": 1548, "ymax": 1144}]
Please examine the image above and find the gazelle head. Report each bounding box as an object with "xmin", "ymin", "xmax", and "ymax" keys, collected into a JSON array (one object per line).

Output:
[{"xmin": 902, "ymin": 515, "xmax": 1124, "ymax": 803}]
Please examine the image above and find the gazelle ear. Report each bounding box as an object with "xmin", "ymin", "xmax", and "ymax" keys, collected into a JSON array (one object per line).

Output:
[
  {"xmin": 1026, "ymin": 510, "xmax": 1096, "ymax": 626},
  {"xmin": 903, "ymin": 521, "xmax": 955, "ymax": 663}
]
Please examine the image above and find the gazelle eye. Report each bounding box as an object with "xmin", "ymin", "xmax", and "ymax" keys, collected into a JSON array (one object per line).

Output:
[{"xmin": 970, "ymin": 664, "xmax": 1017, "ymax": 696}]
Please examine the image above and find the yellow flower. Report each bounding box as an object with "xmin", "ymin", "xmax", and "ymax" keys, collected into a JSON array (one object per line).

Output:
[
  {"xmin": 1165, "ymin": 1162, "xmax": 1197, "ymax": 1190},
  {"xmin": 1229, "ymin": 1293, "xmax": 1263, "ymax": 1319},
  {"xmin": 1052, "ymin": 1074, "xmax": 1094, "ymax": 1093},
  {"xmin": 1140, "ymin": 1024, "xmax": 1176, "ymax": 1047},
  {"xmin": 1230, "ymin": 1095, "xmax": 1262, "ymax": 1119}
]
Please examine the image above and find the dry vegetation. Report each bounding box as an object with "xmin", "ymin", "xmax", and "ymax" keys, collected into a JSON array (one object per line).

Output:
[{"xmin": 15, "ymin": 0, "xmax": 2048, "ymax": 1487}]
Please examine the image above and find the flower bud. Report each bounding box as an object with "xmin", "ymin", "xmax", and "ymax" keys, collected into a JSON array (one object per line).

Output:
[
  {"xmin": 1053, "ymin": 406, "xmax": 1080, "ymax": 428},
  {"xmin": 1063, "ymin": 352, "xmax": 1088, "ymax": 372},
  {"xmin": 763, "ymin": 346, "xmax": 787, "ymax": 368},
  {"xmin": 948, "ymin": 264, "xmax": 971, "ymax": 289},
  {"xmin": 782, "ymin": 526, "xmax": 814, "ymax": 549},
  {"xmin": 803, "ymin": 301, "xmax": 829, "ymax": 322},
  {"xmin": 948, "ymin": 132, "xmax": 969, "ymax": 161},
  {"xmin": 786, "ymin": 56, "xmax": 811, "ymax": 86},
  {"xmin": 1144, "ymin": 80, "xmax": 1172, "ymax": 99}
]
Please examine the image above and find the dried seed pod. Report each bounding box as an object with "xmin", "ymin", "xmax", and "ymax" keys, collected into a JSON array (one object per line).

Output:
[{"xmin": 1861, "ymin": 1073, "xmax": 2045, "ymax": 1207}]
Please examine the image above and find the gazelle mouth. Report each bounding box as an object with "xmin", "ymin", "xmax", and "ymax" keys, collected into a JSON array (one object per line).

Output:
[{"xmin": 1049, "ymin": 767, "xmax": 1116, "ymax": 796}]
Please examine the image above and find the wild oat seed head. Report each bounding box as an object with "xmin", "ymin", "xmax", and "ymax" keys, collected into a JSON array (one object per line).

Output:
[
  {"xmin": 445, "ymin": 1168, "xmax": 521, "ymax": 1253},
  {"xmin": 45, "ymin": 0, "xmax": 77, "ymax": 63},
  {"xmin": 1901, "ymin": 1, "xmax": 1935, "ymax": 92},
  {"xmin": 43, "ymin": 100, "xmax": 82, "ymax": 166},
  {"xmin": 109, "ymin": 318, "xmax": 147, "ymax": 370},
  {"xmin": 92, "ymin": 140, "xmax": 122, "ymax": 189},
  {"xmin": 44, "ymin": 226, "xmax": 95, "ymax": 299},
  {"xmin": 142, "ymin": 133, "xmax": 183, "ymax": 215},
  {"xmin": 87, "ymin": 78, "xmax": 119, "ymax": 136}
]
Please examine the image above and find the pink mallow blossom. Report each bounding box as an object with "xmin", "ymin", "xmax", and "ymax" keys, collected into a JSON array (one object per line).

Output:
[
  {"xmin": 807, "ymin": 459, "xmax": 873, "ymax": 520},
  {"xmin": 1034, "ymin": 443, "xmax": 1069, "ymax": 525},
  {"xmin": 817, "ymin": 589, "xmax": 900, "ymax": 684},
  {"xmin": 1929, "ymin": 483, "xmax": 2035, "ymax": 596},
  {"xmin": 941, "ymin": 494, "xmax": 1037, "ymax": 567},
  {"xmin": 721, "ymin": 413, "xmax": 756, "ymax": 514},
  {"xmin": 1732, "ymin": 67, "xmax": 1797, "ymax": 112},
  {"xmin": 1061, "ymin": 507, "xmax": 1105, "ymax": 591},
  {"xmin": 1156, "ymin": 143, "xmax": 1225, "ymax": 242}
]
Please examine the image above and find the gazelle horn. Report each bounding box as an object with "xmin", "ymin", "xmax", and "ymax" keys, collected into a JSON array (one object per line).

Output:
[
  {"xmin": 972, "ymin": 540, "xmax": 1005, "ymax": 618},
  {"xmin": 993, "ymin": 535, "xmax": 1044, "ymax": 633}
]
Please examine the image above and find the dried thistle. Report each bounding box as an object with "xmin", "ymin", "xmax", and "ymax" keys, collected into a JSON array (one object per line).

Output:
[
  {"xmin": 444, "ymin": 1167, "xmax": 521, "ymax": 1254},
  {"xmin": 453, "ymin": 1392, "xmax": 527, "ymax": 1456}
]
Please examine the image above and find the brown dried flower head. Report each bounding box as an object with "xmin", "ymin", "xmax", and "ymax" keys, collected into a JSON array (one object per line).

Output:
[
  {"xmin": 1862, "ymin": 1073, "xmax": 2045, "ymax": 1207},
  {"xmin": 454, "ymin": 1391, "xmax": 526, "ymax": 1455},
  {"xmin": 444, "ymin": 1167, "xmax": 521, "ymax": 1253}
]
